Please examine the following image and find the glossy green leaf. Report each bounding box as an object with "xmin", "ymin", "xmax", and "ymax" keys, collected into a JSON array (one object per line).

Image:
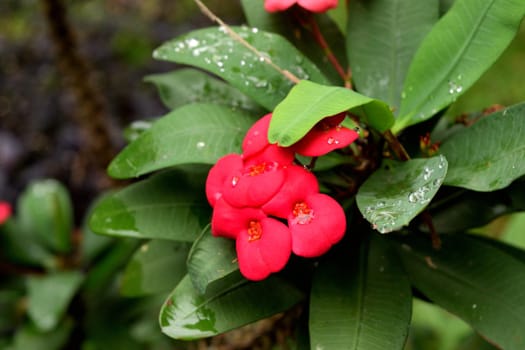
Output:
[
  {"xmin": 347, "ymin": 0, "xmax": 438, "ymax": 110},
  {"xmin": 310, "ymin": 235, "xmax": 412, "ymax": 350},
  {"xmin": 108, "ymin": 103, "xmax": 255, "ymax": 179},
  {"xmin": 424, "ymin": 180, "xmax": 525, "ymax": 234},
  {"xmin": 18, "ymin": 179, "xmax": 73, "ymax": 253},
  {"xmin": 89, "ymin": 167, "xmax": 211, "ymax": 241},
  {"xmin": 394, "ymin": 234, "xmax": 525, "ymax": 350},
  {"xmin": 395, "ymin": 0, "xmax": 525, "ymax": 132},
  {"xmin": 187, "ymin": 225, "xmax": 239, "ymax": 294},
  {"xmin": 356, "ymin": 156, "xmax": 448, "ymax": 233},
  {"xmin": 160, "ymin": 275, "xmax": 303, "ymax": 340},
  {"xmin": 269, "ymin": 80, "xmax": 395, "ymax": 146},
  {"xmin": 440, "ymin": 103, "xmax": 525, "ymax": 191},
  {"xmin": 154, "ymin": 26, "xmax": 329, "ymax": 110},
  {"xmin": 144, "ymin": 68, "xmax": 264, "ymax": 114},
  {"xmin": 121, "ymin": 240, "xmax": 191, "ymax": 297},
  {"xmin": 26, "ymin": 271, "xmax": 84, "ymax": 331},
  {"xmin": 123, "ymin": 119, "xmax": 154, "ymax": 143}
]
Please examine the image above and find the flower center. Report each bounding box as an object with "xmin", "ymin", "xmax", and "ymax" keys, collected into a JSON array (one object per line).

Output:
[
  {"xmin": 247, "ymin": 220, "xmax": 263, "ymax": 242},
  {"xmin": 292, "ymin": 201, "xmax": 314, "ymax": 225},
  {"xmin": 249, "ymin": 162, "xmax": 267, "ymax": 176}
]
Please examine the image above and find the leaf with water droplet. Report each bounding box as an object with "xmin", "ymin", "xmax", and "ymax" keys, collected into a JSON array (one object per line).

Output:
[
  {"xmin": 144, "ymin": 69, "xmax": 264, "ymax": 115},
  {"xmin": 108, "ymin": 103, "xmax": 255, "ymax": 179},
  {"xmin": 153, "ymin": 26, "xmax": 329, "ymax": 111},
  {"xmin": 394, "ymin": 0, "xmax": 525, "ymax": 133},
  {"xmin": 160, "ymin": 274, "xmax": 303, "ymax": 340},
  {"xmin": 356, "ymin": 156, "xmax": 448, "ymax": 233}
]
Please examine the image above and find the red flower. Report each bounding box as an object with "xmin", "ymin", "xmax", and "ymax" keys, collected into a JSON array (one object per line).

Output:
[
  {"xmin": 211, "ymin": 198, "xmax": 265, "ymax": 239},
  {"xmin": 236, "ymin": 217, "xmax": 292, "ymax": 281},
  {"xmin": 287, "ymin": 193, "xmax": 346, "ymax": 257},
  {"xmin": 292, "ymin": 113, "xmax": 359, "ymax": 157},
  {"xmin": 205, "ymin": 154, "xmax": 243, "ymax": 207},
  {"xmin": 262, "ymin": 165, "xmax": 319, "ymax": 217},
  {"xmin": 264, "ymin": 0, "xmax": 338, "ymax": 13},
  {"xmin": 0, "ymin": 202, "xmax": 11, "ymax": 225}
]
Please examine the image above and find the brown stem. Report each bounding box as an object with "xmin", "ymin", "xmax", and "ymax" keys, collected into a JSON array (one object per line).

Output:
[
  {"xmin": 421, "ymin": 211, "xmax": 442, "ymax": 250},
  {"xmin": 40, "ymin": 0, "xmax": 117, "ymax": 189},
  {"xmin": 382, "ymin": 129, "xmax": 410, "ymax": 161}
]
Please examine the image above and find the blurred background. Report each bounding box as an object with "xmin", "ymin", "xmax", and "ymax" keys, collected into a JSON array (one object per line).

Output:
[{"xmin": 0, "ymin": 1, "xmax": 524, "ymax": 349}]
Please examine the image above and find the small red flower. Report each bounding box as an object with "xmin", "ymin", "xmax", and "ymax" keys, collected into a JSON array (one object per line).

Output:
[
  {"xmin": 264, "ymin": 0, "xmax": 338, "ymax": 13},
  {"xmin": 292, "ymin": 113, "xmax": 359, "ymax": 157},
  {"xmin": 0, "ymin": 202, "xmax": 12, "ymax": 225},
  {"xmin": 211, "ymin": 198, "xmax": 265, "ymax": 239},
  {"xmin": 236, "ymin": 216, "xmax": 292, "ymax": 281},
  {"xmin": 205, "ymin": 154, "xmax": 243, "ymax": 207},
  {"xmin": 262, "ymin": 165, "xmax": 319, "ymax": 217},
  {"xmin": 287, "ymin": 193, "xmax": 346, "ymax": 257}
]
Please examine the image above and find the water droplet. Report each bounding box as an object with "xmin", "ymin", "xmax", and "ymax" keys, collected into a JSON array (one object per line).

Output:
[
  {"xmin": 327, "ymin": 137, "xmax": 336, "ymax": 145},
  {"xmin": 231, "ymin": 176, "xmax": 239, "ymax": 187},
  {"xmin": 472, "ymin": 304, "xmax": 477, "ymax": 309},
  {"xmin": 186, "ymin": 38, "xmax": 199, "ymax": 48},
  {"xmin": 401, "ymin": 91, "xmax": 407, "ymax": 99},
  {"xmin": 377, "ymin": 201, "xmax": 385, "ymax": 208},
  {"xmin": 423, "ymin": 167, "xmax": 434, "ymax": 181},
  {"xmin": 408, "ymin": 193, "xmax": 418, "ymax": 203},
  {"xmin": 448, "ymin": 81, "xmax": 463, "ymax": 94},
  {"xmin": 240, "ymin": 60, "xmax": 246, "ymax": 66},
  {"xmin": 251, "ymin": 27, "xmax": 259, "ymax": 33},
  {"xmin": 196, "ymin": 141, "xmax": 206, "ymax": 149},
  {"xmin": 379, "ymin": 266, "xmax": 385, "ymax": 272},
  {"xmin": 432, "ymin": 178, "xmax": 442, "ymax": 187}
]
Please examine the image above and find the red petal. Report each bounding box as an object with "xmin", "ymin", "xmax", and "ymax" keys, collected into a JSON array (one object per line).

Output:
[
  {"xmin": 205, "ymin": 154, "xmax": 243, "ymax": 207},
  {"xmin": 262, "ymin": 165, "xmax": 319, "ymax": 218},
  {"xmin": 211, "ymin": 198, "xmax": 265, "ymax": 239},
  {"xmin": 236, "ymin": 217, "xmax": 292, "ymax": 281},
  {"xmin": 297, "ymin": 0, "xmax": 338, "ymax": 12},
  {"xmin": 264, "ymin": 0, "xmax": 297, "ymax": 12},
  {"xmin": 293, "ymin": 126, "xmax": 358, "ymax": 157},
  {"xmin": 243, "ymin": 144, "xmax": 295, "ymax": 167},
  {"xmin": 242, "ymin": 113, "xmax": 272, "ymax": 159},
  {"xmin": 0, "ymin": 202, "xmax": 12, "ymax": 224},
  {"xmin": 222, "ymin": 167, "xmax": 286, "ymax": 207},
  {"xmin": 288, "ymin": 193, "xmax": 346, "ymax": 257}
]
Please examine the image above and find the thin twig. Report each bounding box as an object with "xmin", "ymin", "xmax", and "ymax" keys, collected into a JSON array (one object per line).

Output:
[
  {"xmin": 194, "ymin": 0, "xmax": 301, "ymax": 84},
  {"xmin": 382, "ymin": 129, "xmax": 411, "ymax": 161}
]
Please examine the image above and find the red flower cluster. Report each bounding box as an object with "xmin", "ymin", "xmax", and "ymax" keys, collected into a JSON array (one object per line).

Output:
[
  {"xmin": 206, "ymin": 113, "xmax": 358, "ymax": 281},
  {"xmin": 0, "ymin": 202, "xmax": 12, "ymax": 225},
  {"xmin": 264, "ymin": 0, "xmax": 338, "ymax": 13}
]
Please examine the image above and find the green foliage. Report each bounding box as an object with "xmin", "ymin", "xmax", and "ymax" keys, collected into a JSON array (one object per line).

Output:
[
  {"xmin": 269, "ymin": 80, "xmax": 394, "ymax": 146},
  {"xmin": 5, "ymin": 0, "xmax": 524, "ymax": 348},
  {"xmin": 394, "ymin": 0, "xmax": 525, "ymax": 132},
  {"xmin": 310, "ymin": 235, "xmax": 412, "ymax": 349},
  {"xmin": 440, "ymin": 103, "xmax": 525, "ymax": 191},
  {"xmin": 357, "ymin": 156, "xmax": 448, "ymax": 233}
]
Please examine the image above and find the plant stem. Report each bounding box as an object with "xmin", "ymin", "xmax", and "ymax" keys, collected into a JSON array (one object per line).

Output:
[{"xmin": 382, "ymin": 130, "xmax": 410, "ymax": 161}]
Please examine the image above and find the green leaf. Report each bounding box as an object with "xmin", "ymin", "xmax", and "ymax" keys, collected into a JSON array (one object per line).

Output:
[
  {"xmin": 310, "ymin": 235, "xmax": 412, "ymax": 350},
  {"xmin": 10, "ymin": 319, "xmax": 73, "ymax": 350},
  {"xmin": 356, "ymin": 156, "xmax": 448, "ymax": 233},
  {"xmin": 144, "ymin": 68, "xmax": 264, "ymax": 114},
  {"xmin": 424, "ymin": 180, "xmax": 525, "ymax": 234},
  {"xmin": 123, "ymin": 120, "xmax": 154, "ymax": 143},
  {"xmin": 269, "ymin": 80, "xmax": 395, "ymax": 146},
  {"xmin": 89, "ymin": 167, "xmax": 211, "ymax": 241},
  {"xmin": 393, "ymin": 233, "xmax": 525, "ymax": 350},
  {"xmin": 18, "ymin": 179, "xmax": 73, "ymax": 253},
  {"xmin": 347, "ymin": 0, "xmax": 438, "ymax": 110},
  {"xmin": 159, "ymin": 275, "xmax": 303, "ymax": 340},
  {"xmin": 154, "ymin": 26, "xmax": 329, "ymax": 111},
  {"xmin": 108, "ymin": 103, "xmax": 255, "ymax": 179},
  {"xmin": 121, "ymin": 240, "xmax": 191, "ymax": 297},
  {"xmin": 187, "ymin": 225, "xmax": 239, "ymax": 294},
  {"xmin": 26, "ymin": 271, "xmax": 84, "ymax": 331},
  {"xmin": 395, "ymin": 0, "xmax": 525, "ymax": 132},
  {"xmin": 440, "ymin": 103, "xmax": 525, "ymax": 191}
]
